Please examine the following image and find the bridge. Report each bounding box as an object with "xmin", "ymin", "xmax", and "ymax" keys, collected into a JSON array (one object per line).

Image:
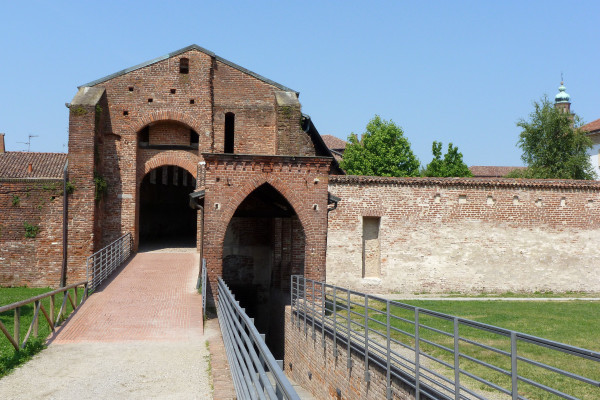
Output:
[{"xmin": 1, "ymin": 235, "xmax": 599, "ymax": 399}]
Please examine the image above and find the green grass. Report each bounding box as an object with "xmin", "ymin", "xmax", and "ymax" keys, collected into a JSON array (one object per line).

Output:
[
  {"xmin": 332, "ymin": 297, "xmax": 600, "ymax": 400},
  {"xmin": 404, "ymin": 290, "xmax": 600, "ymax": 298},
  {"xmin": 0, "ymin": 286, "xmax": 79, "ymax": 377}
]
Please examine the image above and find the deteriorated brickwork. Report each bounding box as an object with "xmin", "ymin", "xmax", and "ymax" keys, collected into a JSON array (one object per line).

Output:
[
  {"xmin": 0, "ymin": 179, "xmax": 64, "ymax": 287},
  {"xmin": 327, "ymin": 176, "xmax": 600, "ymax": 294},
  {"xmin": 284, "ymin": 307, "xmax": 416, "ymax": 400}
]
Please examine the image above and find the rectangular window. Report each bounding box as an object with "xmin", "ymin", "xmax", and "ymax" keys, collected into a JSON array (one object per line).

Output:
[{"xmin": 362, "ymin": 217, "xmax": 381, "ymax": 278}]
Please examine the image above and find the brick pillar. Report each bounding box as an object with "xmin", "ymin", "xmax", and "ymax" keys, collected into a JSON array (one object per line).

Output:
[{"xmin": 66, "ymin": 87, "xmax": 105, "ymax": 283}]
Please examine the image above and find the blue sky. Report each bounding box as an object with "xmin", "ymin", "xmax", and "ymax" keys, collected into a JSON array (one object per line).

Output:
[{"xmin": 1, "ymin": 1, "xmax": 598, "ymax": 167}]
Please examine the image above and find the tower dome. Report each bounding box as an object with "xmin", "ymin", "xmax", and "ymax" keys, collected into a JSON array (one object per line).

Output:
[{"xmin": 555, "ymin": 82, "xmax": 570, "ymax": 104}]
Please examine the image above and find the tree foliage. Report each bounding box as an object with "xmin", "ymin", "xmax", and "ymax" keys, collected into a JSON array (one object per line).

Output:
[
  {"xmin": 423, "ymin": 141, "xmax": 472, "ymax": 177},
  {"xmin": 340, "ymin": 115, "xmax": 420, "ymax": 177},
  {"xmin": 515, "ymin": 96, "xmax": 595, "ymax": 180}
]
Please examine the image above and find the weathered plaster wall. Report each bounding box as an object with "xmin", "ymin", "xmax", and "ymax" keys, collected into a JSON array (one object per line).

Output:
[{"xmin": 327, "ymin": 176, "xmax": 600, "ymax": 294}]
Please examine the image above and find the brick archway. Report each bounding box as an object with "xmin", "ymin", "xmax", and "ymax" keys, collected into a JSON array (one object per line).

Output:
[
  {"xmin": 136, "ymin": 152, "xmax": 199, "ymax": 187},
  {"xmin": 214, "ymin": 175, "xmax": 311, "ymax": 251},
  {"xmin": 132, "ymin": 110, "xmax": 203, "ymax": 134}
]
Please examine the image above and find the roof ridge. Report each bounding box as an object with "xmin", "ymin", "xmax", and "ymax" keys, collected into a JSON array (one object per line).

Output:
[{"xmin": 79, "ymin": 44, "xmax": 297, "ymax": 94}]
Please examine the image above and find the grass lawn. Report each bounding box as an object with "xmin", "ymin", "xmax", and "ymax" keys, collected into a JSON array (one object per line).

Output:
[
  {"xmin": 368, "ymin": 299, "xmax": 600, "ymax": 400},
  {"xmin": 0, "ymin": 287, "xmax": 79, "ymax": 377}
]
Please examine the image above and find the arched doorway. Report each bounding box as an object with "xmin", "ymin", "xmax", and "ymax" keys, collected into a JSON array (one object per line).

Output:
[
  {"xmin": 222, "ymin": 183, "xmax": 305, "ymax": 358},
  {"xmin": 139, "ymin": 165, "xmax": 197, "ymax": 250}
]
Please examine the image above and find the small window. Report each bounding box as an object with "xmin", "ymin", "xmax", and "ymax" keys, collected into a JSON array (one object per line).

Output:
[
  {"xmin": 190, "ymin": 129, "xmax": 199, "ymax": 148},
  {"xmin": 179, "ymin": 58, "xmax": 189, "ymax": 74},
  {"xmin": 128, "ymin": 86, "xmax": 134, "ymax": 92},
  {"xmin": 123, "ymin": 110, "xmax": 129, "ymax": 116},
  {"xmin": 190, "ymin": 99, "xmax": 195, "ymax": 104},
  {"xmin": 148, "ymin": 98, "xmax": 153, "ymax": 103},
  {"xmin": 224, "ymin": 112, "xmax": 235, "ymax": 153},
  {"xmin": 170, "ymin": 89, "xmax": 176, "ymax": 94},
  {"xmin": 139, "ymin": 126, "xmax": 149, "ymax": 147}
]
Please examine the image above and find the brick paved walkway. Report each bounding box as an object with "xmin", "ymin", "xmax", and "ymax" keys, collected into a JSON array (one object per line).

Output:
[
  {"xmin": 53, "ymin": 252, "xmax": 204, "ymax": 343},
  {"xmin": 0, "ymin": 252, "xmax": 228, "ymax": 399}
]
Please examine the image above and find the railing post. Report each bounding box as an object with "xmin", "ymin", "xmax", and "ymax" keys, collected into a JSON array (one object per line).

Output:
[
  {"xmin": 454, "ymin": 317, "xmax": 460, "ymax": 400},
  {"xmin": 303, "ymin": 278, "xmax": 307, "ymax": 335},
  {"xmin": 364, "ymin": 294, "xmax": 370, "ymax": 382},
  {"xmin": 386, "ymin": 300, "xmax": 391, "ymax": 399},
  {"xmin": 415, "ymin": 308, "xmax": 420, "ymax": 400},
  {"xmin": 14, "ymin": 307, "xmax": 21, "ymax": 348},
  {"xmin": 50, "ymin": 294, "xmax": 55, "ymax": 325},
  {"xmin": 333, "ymin": 286, "xmax": 338, "ymax": 358},
  {"xmin": 311, "ymin": 280, "xmax": 316, "ymax": 340},
  {"xmin": 321, "ymin": 283, "xmax": 326, "ymax": 349},
  {"xmin": 33, "ymin": 300, "xmax": 39, "ymax": 338},
  {"xmin": 511, "ymin": 331, "xmax": 518, "ymax": 400},
  {"xmin": 346, "ymin": 289, "xmax": 352, "ymax": 369}
]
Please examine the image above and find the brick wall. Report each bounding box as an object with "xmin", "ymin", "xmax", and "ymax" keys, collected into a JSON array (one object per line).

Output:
[
  {"xmin": 284, "ymin": 306, "xmax": 415, "ymax": 400},
  {"xmin": 0, "ymin": 179, "xmax": 64, "ymax": 287},
  {"xmin": 327, "ymin": 176, "xmax": 600, "ymax": 294}
]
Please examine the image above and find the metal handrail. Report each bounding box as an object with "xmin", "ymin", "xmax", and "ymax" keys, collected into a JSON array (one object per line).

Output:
[
  {"xmin": 0, "ymin": 281, "xmax": 88, "ymax": 351},
  {"xmin": 86, "ymin": 233, "xmax": 133, "ymax": 292},
  {"xmin": 217, "ymin": 277, "xmax": 300, "ymax": 400},
  {"xmin": 291, "ymin": 275, "xmax": 600, "ymax": 400}
]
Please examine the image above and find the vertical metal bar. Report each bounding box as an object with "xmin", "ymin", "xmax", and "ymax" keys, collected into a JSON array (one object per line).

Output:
[
  {"xmin": 511, "ymin": 331, "xmax": 518, "ymax": 400},
  {"xmin": 386, "ymin": 301, "xmax": 391, "ymax": 399},
  {"xmin": 454, "ymin": 317, "xmax": 460, "ymax": 400},
  {"xmin": 415, "ymin": 308, "xmax": 420, "ymax": 400},
  {"xmin": 364, "ymin": 295, "xmax": 370, "ymax": 382},
  {"xmin": 321, "ymin": 282, "xmax": 326, "ymax": 349},
  {"xmin": 303, "ymin": 278, "xmax": 307, "ymax": 335},
  {"xmin": 14, "ymin": 307, "xmax": 21, "ymax": 347},
  {"xmin": 290, "ymin": 275, "xmax": 294, "ymax": 324},
  {"xmin": 347, "ymin": 289, "xmax": 352, "ymax": 369},
  {"xmin": 311, "ymin": 280, "xmax": 316, "ymax": 340},
  {"xmin": 333, "ymin": 286, "xmax": 338, "ymax": 357},
  {"xmin": 296, "ymin": 277, "xmax": 301, "ymax": 328}
]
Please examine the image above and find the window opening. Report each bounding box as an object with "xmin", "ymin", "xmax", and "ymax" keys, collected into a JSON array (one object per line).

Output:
[
  {"xmin": 190, "ymin": 129, "xmax": 199, "ymax": 148},
  {"xmin": 139, "ymin": 126, "xmax": 149, "ymax": 147},
  {"xmin": 179, "ymin": 58, "xmax": 189, "ymax": 74},
  {"xmin": 224, "ymin": 112, "xmax": 235, "ymax": 153}
]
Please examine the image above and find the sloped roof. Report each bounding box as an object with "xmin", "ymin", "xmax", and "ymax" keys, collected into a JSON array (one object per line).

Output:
[
  {"xmin": 581, "ymin": 118, "xmax": 600, "ymax": 135},
  {"xmin": 0, "ymin": 152, "xmax": 67, "ymax": 179},
  {"xmin": 80, "ymin": 44, "xmax": 297, "ymax": 94},
  {"xmin": 321, "ymin": 135, "xmax": 347, "ymax": 151},
  {"xmin": 469, "ymin": 166, "xmax": 526, "ymax": 178}
]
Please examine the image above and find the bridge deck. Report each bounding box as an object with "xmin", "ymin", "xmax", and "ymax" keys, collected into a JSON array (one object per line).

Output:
[{"xmin": 0, "ymin": 252, "xmax": 216, "ymax": 399}]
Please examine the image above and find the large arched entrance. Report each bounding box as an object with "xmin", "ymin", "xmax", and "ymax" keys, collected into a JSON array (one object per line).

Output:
[
  {"xmin": 139, "ymin": 165, "xmax": 197, "ymax": 250},
  {"xmin": 222, "ymin": 183, "xmax": 305, "ymax": 359}
]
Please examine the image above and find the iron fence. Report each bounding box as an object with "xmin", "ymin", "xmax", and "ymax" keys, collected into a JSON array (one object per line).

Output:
[
  {"xmin": 290, "ymin": 275, "xmax": 600, "ymax": 400},
  {"xmin": 86, "ymin": 233, "xmax": 133, "ymax": 293},
  {"xmin": 217, "ymin": 277, "xmax": 300, "ymax": 400}
]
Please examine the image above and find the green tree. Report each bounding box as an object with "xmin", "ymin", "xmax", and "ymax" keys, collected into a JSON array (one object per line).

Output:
[
  {"xmin": 340, "ymin": 115, "xmax": 420, "ymax": 177},
  {"xmin": 423, "ymin": 141, "xmax": 472, "ymax": 177},
  {"xmin": 515, "ymin": 96, "xmax": 595, "ymax": 180}
]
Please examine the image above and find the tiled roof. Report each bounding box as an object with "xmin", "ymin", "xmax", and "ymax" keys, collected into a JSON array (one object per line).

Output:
[
  {"xmin": 321, "ymin": 135, "xmax": 347, "ymax": 151},
  {"xmin": 581, "ymin": 118, "xmax": 600, "ymax": 134},
  {"xmin": 469, "ymin": 166, "xmax": 526, "ymax": 178},
  {"xmin": 0, "ymin": 152, "xmax": 67, "ymax": 179}
]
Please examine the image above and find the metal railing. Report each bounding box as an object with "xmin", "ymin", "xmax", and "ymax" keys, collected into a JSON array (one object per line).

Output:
[
  {"xmin": 217, "ymin": 277, "xmax": 300, "ymax": 400},
  {"xmin": 0, "ymin": 281, "xmax": 88, "ymax": 351},
  {"xmin": 291, "ymin": 275, "xmax": 600, "ymax": 400},
  {"xmin": 201, "ymin": 259, "xmax": 207, "ymax": 316},
  {"xmin": 86, "ymin": 233, "xmax": 133, "ymax": 293}
]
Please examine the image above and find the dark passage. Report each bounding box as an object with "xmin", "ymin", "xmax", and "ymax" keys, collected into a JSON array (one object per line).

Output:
[
  {"xmin": 139, "ymin": 166, "xmax": 197, "ymax": 249},
  {"xmin": 223, "ymin": 183, "xmax": 305, "ymax": 360}
]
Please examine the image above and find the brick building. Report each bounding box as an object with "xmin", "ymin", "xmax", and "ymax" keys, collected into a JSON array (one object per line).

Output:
[{"xmin": 2, "ymin": 45, "xmax": 600, "ymax": 301}]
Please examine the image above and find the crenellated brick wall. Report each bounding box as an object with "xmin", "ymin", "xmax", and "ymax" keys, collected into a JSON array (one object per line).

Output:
[{"xmin": 327, "ymin": 176, "xmax": 600, "ymax": 294}]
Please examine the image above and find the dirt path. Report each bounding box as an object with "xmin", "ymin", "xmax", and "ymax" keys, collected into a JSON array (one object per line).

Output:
[{"xmin": 0, "ymin": 252, "xmax": 213, "ymax": 399}]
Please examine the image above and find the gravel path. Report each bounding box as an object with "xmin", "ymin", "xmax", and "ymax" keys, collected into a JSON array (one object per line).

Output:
[{"xmin": 0, "ymin": 252, "xmax": 214, "ymax": 399}]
